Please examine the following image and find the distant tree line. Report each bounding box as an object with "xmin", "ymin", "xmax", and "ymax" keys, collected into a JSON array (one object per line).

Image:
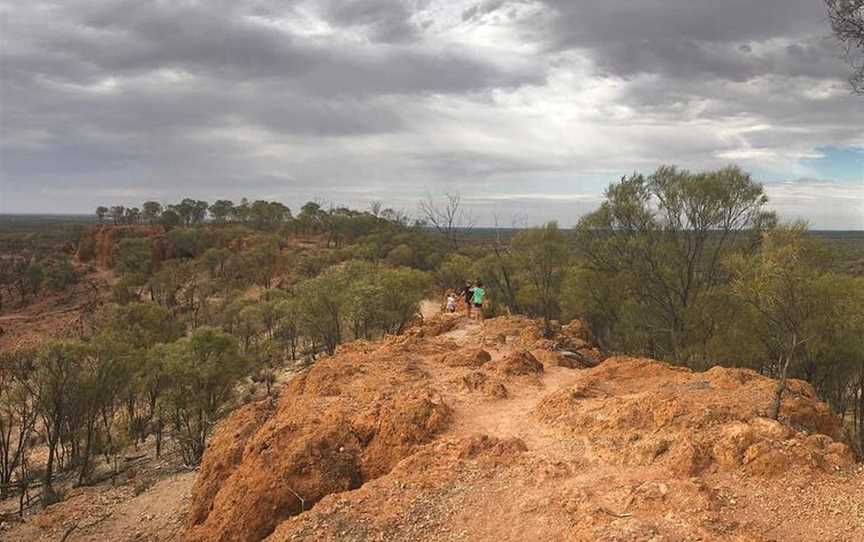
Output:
[
  {"xmin": 93, "ymin": 198, "xmax": 422, "ymax": 249},
  {"xmin": 95, "ymin": 198, "xmax": 290, "ymax": 230}
]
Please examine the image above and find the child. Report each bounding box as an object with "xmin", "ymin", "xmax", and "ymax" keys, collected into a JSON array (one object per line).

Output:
[{"xmin": 446, "ymin": 292, "xmax": 457, "ymax": 313}]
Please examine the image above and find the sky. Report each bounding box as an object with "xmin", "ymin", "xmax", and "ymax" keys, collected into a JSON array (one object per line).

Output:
[{"xmin": 1, "ymin": 0, "xmax": 862, "ymax": 228}]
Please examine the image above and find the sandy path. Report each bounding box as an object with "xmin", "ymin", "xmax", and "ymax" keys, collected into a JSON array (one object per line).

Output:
[
  {"xmin": 449, "ymin": 365, "xmax": 587, "ymax": 454},
  {"xmin": 436, "ymin": 318, "xmax": 589, "ymax": 459}
]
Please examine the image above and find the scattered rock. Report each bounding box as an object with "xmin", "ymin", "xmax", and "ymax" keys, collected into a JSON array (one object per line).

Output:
[
  {"xmin": 440, "ymin": 349, "xmax": 492, "ymax": 368},
  {"xmin": 535, "ymin": 350, "xmax": 592, "ymax": 369},
  {"xmin": 423, "ymin": 315, "xmax": 461, "ymax": 337},
  {"xmin": 461, "ymin": 371, "xmax": 509, "ymax": 400},
  {"xmin": 492, "ymin": 350, "xmax": 544, "ymax": 376}
]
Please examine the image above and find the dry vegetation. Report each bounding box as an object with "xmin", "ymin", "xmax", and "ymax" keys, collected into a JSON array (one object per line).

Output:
[{"xmin": 1, "ymin": 166, "xmax": 864, "ymax": 540}]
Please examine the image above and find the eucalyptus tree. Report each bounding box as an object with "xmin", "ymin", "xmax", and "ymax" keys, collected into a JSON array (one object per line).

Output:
[{"xmin": 575, "ymin": 166, "xmax": 773, "ymax": 362}]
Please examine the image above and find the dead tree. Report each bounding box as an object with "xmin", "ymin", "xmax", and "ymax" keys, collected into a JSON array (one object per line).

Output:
[{"xmin": 418, "ymin": 193, "xmax": 476, "ymax": 250}]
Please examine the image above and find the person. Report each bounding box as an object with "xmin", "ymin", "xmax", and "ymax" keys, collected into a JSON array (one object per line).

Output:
[
  {"xmin": 460, "ymin": 282, "xmax": 474, "ymax": 317},
  {"xmin": 446, "ymin": 292, "xmax": 457, "ymax": 313},
  {"xmin": 471, "ymin": 280, "xmax": 486, "ymax": 320}
]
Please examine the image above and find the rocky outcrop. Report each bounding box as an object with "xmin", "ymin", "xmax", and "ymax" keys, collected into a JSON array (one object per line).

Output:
[
  {"xmin": 535, "ymin": 356, "xmax": 855, "ymax": 477},
  {"xmin": 187, "ymin": 400, "xmax": 275, "ymax": 527},
  {"xmin": 492, "ymin": 350, "xmax": 545, "ymax": 376},
  {"xmin": 186, "ymin": 315, "xmax": 861, "ymax": 542},
  {"xmin": 186, "ymin": 335, "xmax": 453, "ymax": 542},
  {"xmin": 76, "ymin": 225, "xmax": 175, "ymax": 268},
  {"xmin": 440, "ymin": 348, "xmax": 492, "ymax": 368}
]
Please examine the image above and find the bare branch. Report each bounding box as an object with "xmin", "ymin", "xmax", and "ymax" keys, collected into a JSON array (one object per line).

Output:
[
  {"xmin": 418, "ymin": 192, "xmax": 474, "ymax": 250},
  {"xmin": 826, "ymin": 0, "xmax": 864, "ymax": 94}
]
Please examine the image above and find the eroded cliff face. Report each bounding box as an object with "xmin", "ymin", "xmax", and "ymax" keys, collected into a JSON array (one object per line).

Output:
[
  {"xmin": 188, "ymin": 315, "xmax": 861, "ymax": 542},
  {"xmin": 186, "ymin": 334, "xmax": 455, "ymax": 542},
  {"xmin": 77, "ymin": 225, "xmax": 175, "ymax": 268}
]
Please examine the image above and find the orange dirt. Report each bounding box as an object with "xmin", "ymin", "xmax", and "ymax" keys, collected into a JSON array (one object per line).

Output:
[
  {"xmin": 0, "ymin": 268, "xmax": 113, "ymax": 352},
  {"xmin": 0, "ymin": 447, "xmax": 196, "ymax": 542},
  {"xmin": 187, "ymin": 314, "xmax": 864, "ymax": 542}
]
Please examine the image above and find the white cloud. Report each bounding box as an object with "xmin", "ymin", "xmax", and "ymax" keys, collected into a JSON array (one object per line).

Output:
[{"xmin": 765, "ymin": 181, "xmax": 864, "ymax": 230}]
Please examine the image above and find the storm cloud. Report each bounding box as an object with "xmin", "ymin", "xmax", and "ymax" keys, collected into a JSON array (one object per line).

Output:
[{"xmin": 1, "ymin": 0, "xmax": 862, "ymax": 228}]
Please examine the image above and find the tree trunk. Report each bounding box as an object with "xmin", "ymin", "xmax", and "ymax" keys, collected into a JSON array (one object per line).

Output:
[
  {"xmin": 18, "ymin": 480, "xmax": 28, "ymax": 516},
  {"xmin": 43, "ymin": 440, "xmax": 58, "ymax": 506},
  {"xmin": 492, "ymin": 247, "xmax": 519, "ymax": 313},
  {"xmin": 769, "ymin": 355, "xmax": 791, "ymax": 420},
  {"xmin": 857, "ymin": 371, "xmax": 864, "ymax": 455},
  {"xmin": 77, "ymin": 419, "xmax": 95, "ymax": 486},
  {"xmin": 155, "ymin": 418, "xmax": 163, "ymax": 459}
]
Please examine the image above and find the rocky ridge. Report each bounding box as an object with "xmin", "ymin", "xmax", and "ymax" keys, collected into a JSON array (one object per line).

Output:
[{"xmin": 187, "ymin": 314, "xmax": 863, "ymax": 542}]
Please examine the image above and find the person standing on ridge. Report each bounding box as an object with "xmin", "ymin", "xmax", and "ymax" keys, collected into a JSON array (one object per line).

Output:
[
  {"xmin": 471, "ymin": 280, "xmax": 485, "ymax": 321},
  {"xmin": 461, "ymin": 281, "xmax": 474, "ymax": 317}
]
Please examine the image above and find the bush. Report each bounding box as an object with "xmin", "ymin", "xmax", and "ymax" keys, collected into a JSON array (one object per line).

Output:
[
  {"xmin": 77, "ymin": 236, "xmax": 96, "ymax": 263},
  {"xmin": 111, "ymin": 273, "xmax": 147, "ymax": 304},
  {"xmin": 436, "ymin": 254, "xmax": 475, "ymax": 291},
  {"xmin": 167, "ymin": 228, "xmax": 214, "ymax": 259},
  {"xmin": 386, "ymin": 244, "xmax": 415, "ymax": 267},
  {"xmin": 46, "ymin": 258, "xmax": 81, "ymax": 291},
  {"xmin": 377, "ymin": 267, "xmax": 432, "ymax": 333},
  {"xmin": 293, "ymin": 262, "xmax": 431, "ymax": 354},
  {"xmin": 114, "ymin": 238, "xmax": 153, "ymax": 275}
]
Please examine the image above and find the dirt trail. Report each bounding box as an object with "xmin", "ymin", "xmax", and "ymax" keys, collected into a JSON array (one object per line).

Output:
[
  {"xmin": 450, "ymin": 366, "xmax": 587, "ymax": 453},
  {"xmin": 419, "ymin": 299, "xmax": 442, "ymax": 320},
  {"xmin": 440, "ymin": 319, "xmax": 586, "ymax": 453}
]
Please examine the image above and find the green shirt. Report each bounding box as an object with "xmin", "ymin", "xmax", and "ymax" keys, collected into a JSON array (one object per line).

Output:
[{"xmin": 471, "ymin": 287, "xmax": 485, "ymax": 304}]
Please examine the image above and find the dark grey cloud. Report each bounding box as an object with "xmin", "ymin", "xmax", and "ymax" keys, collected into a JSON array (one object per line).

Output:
[
  {"xmin": 5, "ymin": 1, "xmax": 534, "ymax": 95},
  {"xmin": 495, "ymin": 0, "xmax": 849, "ymax": 88},
  {"xmin": 0, "ymin": 0, "xmax": 541, "ymax": 211},
  {"xmin": 538, "ymin": 0, "xmax": 822, "ymax": 48},
  {"xmin": 581, "ymin": 35, "xmax": 845, "ymax": 82},
  {"xmin": 536, "ymin": 0, "xmax": 845, "ymax": 85},
  {"xmin": 320, "ymin": 0, "xmax": 421, "ymax": 42},
  {"xmin": 0, "ymin": 0, "xmax": 861, "ymax": 228}
]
